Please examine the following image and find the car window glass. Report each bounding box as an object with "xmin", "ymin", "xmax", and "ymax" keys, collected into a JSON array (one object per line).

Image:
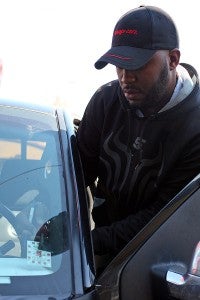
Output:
[{"xmin": 0, "ymin": 105, "xmax": 72, "ymax": 297}]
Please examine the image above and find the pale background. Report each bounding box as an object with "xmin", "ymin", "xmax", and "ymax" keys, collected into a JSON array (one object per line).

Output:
[{"xmin": 0, "ymin": 0, "xmax": 199, "ymax": 118}]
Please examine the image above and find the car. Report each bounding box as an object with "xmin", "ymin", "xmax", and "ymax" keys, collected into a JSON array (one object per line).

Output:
[{"xmin": 0, "ymin": 98, "xmax": 200, "ymax": 299}]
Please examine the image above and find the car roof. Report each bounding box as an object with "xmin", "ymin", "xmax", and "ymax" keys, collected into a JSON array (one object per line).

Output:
[
  {"xmin": 0, "ymin": 98, "xmax": 56, "ymax": 115},
  {"xmin": 0, "ymin": 97, "xmax": 75, "ymax": 136}
]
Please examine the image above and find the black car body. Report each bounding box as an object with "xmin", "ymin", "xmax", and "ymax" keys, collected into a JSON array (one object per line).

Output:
[{"xmin": 0, "ymin": 98, "xmax": 200, "ymax": 299}]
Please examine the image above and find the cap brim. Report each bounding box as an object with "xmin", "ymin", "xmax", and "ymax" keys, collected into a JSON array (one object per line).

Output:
[{"xmin": 95, "ymin": 46, "xmax": 156, "ymax": 70}]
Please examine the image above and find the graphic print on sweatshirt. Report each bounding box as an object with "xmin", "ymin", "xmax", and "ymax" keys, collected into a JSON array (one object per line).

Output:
[{"xmin": 100, "ymin": 128, "xmax": 163, "ymax": 204}]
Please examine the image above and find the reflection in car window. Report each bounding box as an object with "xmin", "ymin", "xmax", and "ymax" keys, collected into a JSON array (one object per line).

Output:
[{"xmin": 0, "ymin": 105, "xmax": 72, "ymax": 296}]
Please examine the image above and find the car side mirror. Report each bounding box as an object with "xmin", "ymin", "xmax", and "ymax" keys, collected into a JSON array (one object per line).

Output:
[{"xmin": 167, "ymin": 241, "xmax": 200, "ymax": 299}]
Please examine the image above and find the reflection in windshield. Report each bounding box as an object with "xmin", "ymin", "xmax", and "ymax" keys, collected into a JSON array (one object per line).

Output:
[{"xmin": 35, "ymin": 211, "xmax": 69, "ymax": 255}]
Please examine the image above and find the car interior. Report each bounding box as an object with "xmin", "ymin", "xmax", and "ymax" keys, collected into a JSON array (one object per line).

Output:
[{"xmin": 0, "ymin": 112, "xmax": 69, "ymax": 278}]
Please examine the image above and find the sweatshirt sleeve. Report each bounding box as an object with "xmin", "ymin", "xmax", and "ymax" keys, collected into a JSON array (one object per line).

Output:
[
  {"xmin": 76, "ymin": 88, "xmax": 105, "ymax": 186},
  {"xmin": 92, "ymin": 198, "xmax": 164, "ymax": 255},
  {"xmin": 76, "ymin": 80, "xmax": 119, "ymax": 186}
]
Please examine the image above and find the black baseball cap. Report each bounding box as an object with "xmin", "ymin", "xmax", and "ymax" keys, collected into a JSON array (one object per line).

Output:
[{"xmin": 95, "ymin": 6, "xmax": 179, "ymax": 70}]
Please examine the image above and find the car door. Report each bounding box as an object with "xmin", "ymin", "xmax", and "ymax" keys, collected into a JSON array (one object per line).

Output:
[{"xmin": 95, "ymin": 174, "xmax": 200, "ymax": 300}]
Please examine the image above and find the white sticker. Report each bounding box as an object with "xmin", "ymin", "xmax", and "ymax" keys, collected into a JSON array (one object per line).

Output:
[{"xmin": 27, "ymin": 241, "xmax": 51, "ymax": 268}]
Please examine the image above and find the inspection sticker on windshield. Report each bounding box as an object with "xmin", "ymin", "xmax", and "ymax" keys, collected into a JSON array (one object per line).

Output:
[{"xmin": 27, "ymin": 241, "xmax": 51, "ymax": 268}]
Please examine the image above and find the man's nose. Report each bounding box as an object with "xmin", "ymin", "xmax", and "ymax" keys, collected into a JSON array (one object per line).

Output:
[{"xmin": 121, "ymin": 69, "xmax": 137, "ymax": 83}]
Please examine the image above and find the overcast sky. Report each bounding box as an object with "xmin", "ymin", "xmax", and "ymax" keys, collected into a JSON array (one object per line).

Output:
[{"xmin": 0, "ymin": 0, "xmax": 199, "ymax": 118}]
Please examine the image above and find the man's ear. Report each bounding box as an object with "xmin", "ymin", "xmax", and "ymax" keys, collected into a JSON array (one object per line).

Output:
[{"xmin": 169, "ymin": 48, "xmax": 180, "ymax": 70}]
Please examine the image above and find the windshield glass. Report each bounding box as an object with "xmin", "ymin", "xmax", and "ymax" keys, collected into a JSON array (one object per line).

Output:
[{"xmin": 0, "ymin": 105, "xmax": 72, "ymax": 297}]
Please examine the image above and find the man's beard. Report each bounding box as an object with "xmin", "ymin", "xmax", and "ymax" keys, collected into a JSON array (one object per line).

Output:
[{"xmin": 129, "ymin": 62, "xmax": 169, "ymax": 113}]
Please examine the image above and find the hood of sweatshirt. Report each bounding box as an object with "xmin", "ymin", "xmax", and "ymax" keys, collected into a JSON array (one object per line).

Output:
[{"xmin": 118, "ymin": 63, "xmax": 200, "ymax": 121}]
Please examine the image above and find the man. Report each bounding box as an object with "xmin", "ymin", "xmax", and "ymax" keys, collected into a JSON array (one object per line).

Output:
[{"xmin": 76, "ymin": 5, "xmax": 200, "ymax": 258}]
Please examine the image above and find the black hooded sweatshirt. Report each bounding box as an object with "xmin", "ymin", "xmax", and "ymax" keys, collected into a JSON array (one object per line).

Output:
[{"xmin": 77, "ymin": 63, "xmax": 200, "ymax": 256}]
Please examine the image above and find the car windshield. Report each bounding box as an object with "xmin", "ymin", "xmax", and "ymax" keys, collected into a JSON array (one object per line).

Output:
[{"xmin": 0, "ymin": 104, "xmax": 72, "ymax": 297}]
